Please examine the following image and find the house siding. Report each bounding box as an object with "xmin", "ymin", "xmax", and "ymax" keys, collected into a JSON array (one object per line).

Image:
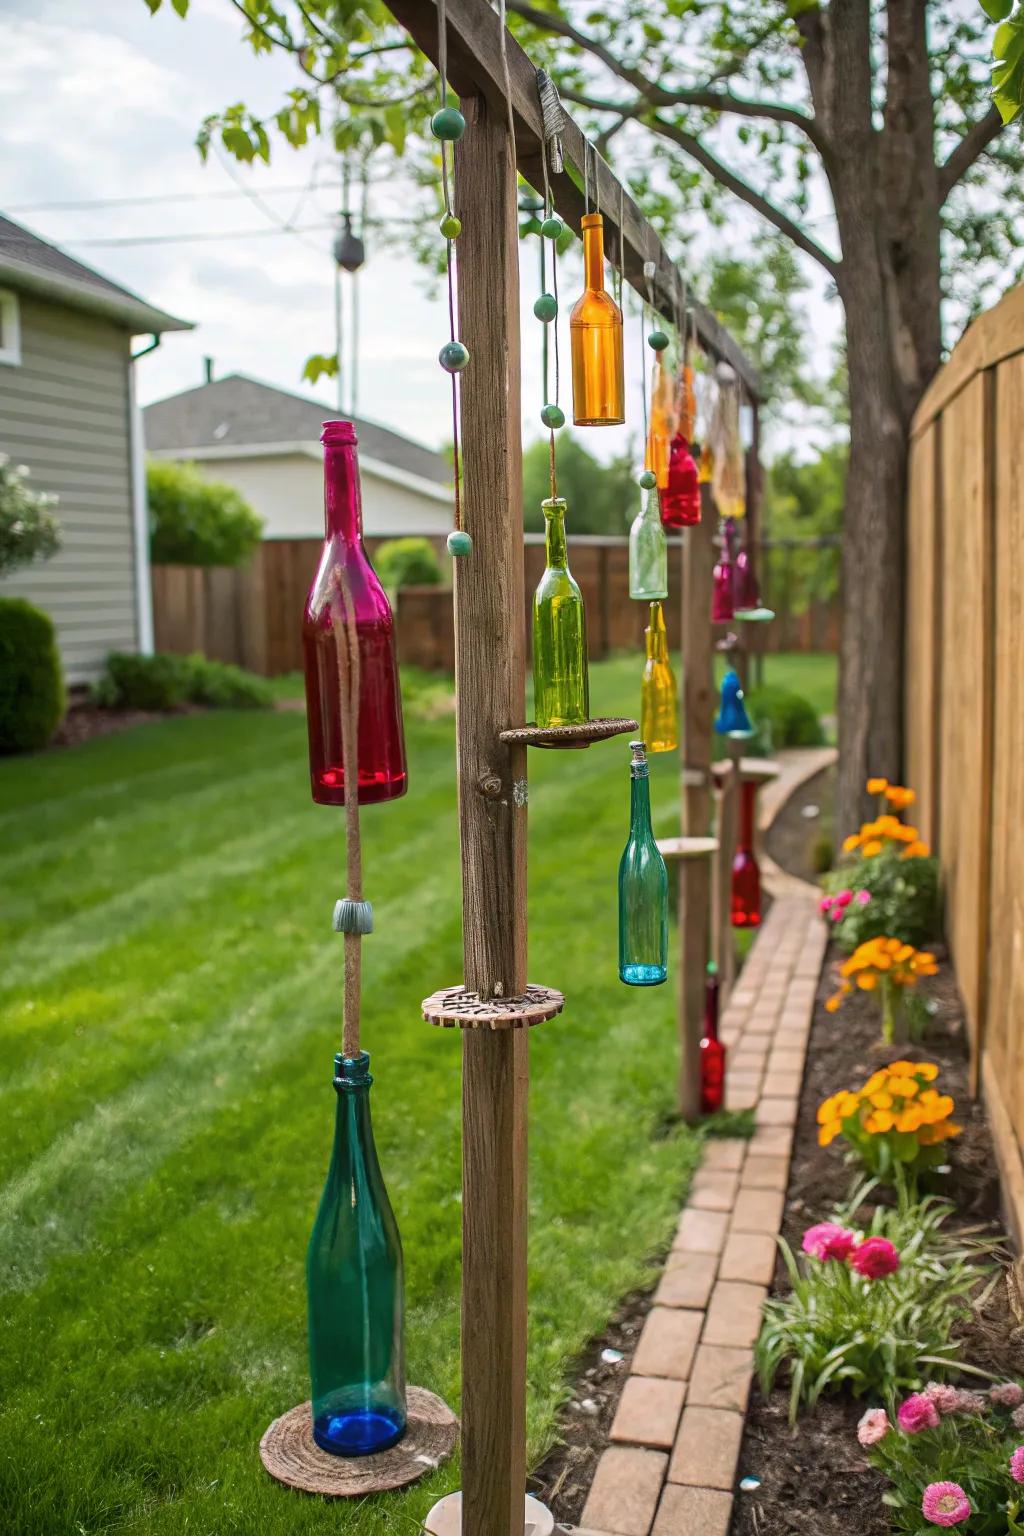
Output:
[{"xmin": 0, "ymin": 293, "xmax": 138, "ymax": 685}]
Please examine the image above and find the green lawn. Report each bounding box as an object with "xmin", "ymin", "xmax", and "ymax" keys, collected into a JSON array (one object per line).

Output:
[{"xmin": 0, "ymin": 651, "xmax": 829, "ymax": 1534}]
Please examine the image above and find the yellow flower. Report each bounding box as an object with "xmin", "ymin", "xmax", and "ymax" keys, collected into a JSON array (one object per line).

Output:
[
  {"xmin": 914, "ymin": 1062, "xmax": 939, "ymax": 1081},
  {"xmin": 903, "ymin": 841, "xmax": 930, "ymax": 858},
  {"xmin": 889, "ymin": 1076, "xmax": 919, "ymax": 1098},
  {"xmin": 896, "ymin": 1106, "xmax": 925, "ymax": 1133},
  {"xmin": 864, "ymin": 1070, "xmax": 888, "ymax": 1093},
  {"xmin": 825, "ymin": 993, "xmax": 843, "ymax": 1013},
  {"xmin": 869, "ymin": 1091, "xmax": 894, "ymax": 1110},
  {"xmin": 888, "ymin": 1060, "xmax": 917, "ymax": 1073},
  {"xmin": 868, "ymin": 1109, "xmax": 895, "ymax": 1133},
  {"xmin": 867, "ymin": 778, "xmax": 888, "ymax": 794},
  {"xmin": 843, "ymin": 833, "xmax": 862, "ymax": 853},
  {"xmin": 857, "ymin": 972, "xmax": 878, "ymax": 991},
  {"xmin": 818, "ymin": 1119, "xmax": 842, "ymax": 1147},
  {"xmin": 817, "ymin": 1095, "xmax": 840, "ymax": 1124},
  {"xmin": 862, "ymin": 840, "xmax": 884, "ymax": 857}
]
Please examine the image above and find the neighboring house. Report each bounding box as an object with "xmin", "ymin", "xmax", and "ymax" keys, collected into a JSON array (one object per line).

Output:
[
  {"xmin": 143, "ymin": 374, "xmax": 452, "ymax": 540},
  {"xmin": 0, "ymin": 214, "xmax": 191, "ymax": 685}
]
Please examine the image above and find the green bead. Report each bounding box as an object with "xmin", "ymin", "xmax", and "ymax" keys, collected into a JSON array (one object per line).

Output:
[
  {"xmin": 440, "ymin": 213, "xmax": 462, "ymax": 240},
  {"xmin": 431, "ymin": 107, "xmax": 466, "ymax": 141},
  {"xmin": 447, "ymin": 529, "xmax": 473, "ymax": 557},
  {"xmin": 648, "ymin": 330, "xmax": 670, "ymax": 351},
  {"xmin": 541, "ymin": 216, "xmax": 564, "ymax": 239},
  {"xmin": 638, "ymin": 470, "xmax": 657, "ymax": 490},
  {"xmin": 540, "ymin": 404, "xmax": 565, "ymax": 429},
  {"xmin": 533, "ymin": 293, "xmax": 557, "ymax": 323},
  {"xmin": 439, "ymin": 341, "xmax": 469, "ymax": 373}
]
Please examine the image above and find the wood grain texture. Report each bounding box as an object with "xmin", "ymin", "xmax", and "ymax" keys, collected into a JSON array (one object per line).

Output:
[
  {"xmin": 711, "ymin": 752, "xmax": 739, "ymax": 999},
  {"xmin": 678, "ymin": 487, "xmax": 717, "ymax": 1121},
  {"xmin": 904, "ymin": 422, "xmax": 942, "ymax": 848},
  {"xmin": 453, "ymin": 92, "xmax": 529, "ymax": 1536}
]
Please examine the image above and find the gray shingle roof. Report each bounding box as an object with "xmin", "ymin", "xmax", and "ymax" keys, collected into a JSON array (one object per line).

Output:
[
  {"xmin": 143, "ymin": 374, "xmax": 449, "ymax": 486},
  {"xmin": 0, "ymin": 213, "xmax": 191, "ymax": 333}
]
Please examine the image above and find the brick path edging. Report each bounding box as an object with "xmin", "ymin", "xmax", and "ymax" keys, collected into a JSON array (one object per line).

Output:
[{"xmin": 576, "ymin": 897, "xmax": 826, "ymax": 1536}]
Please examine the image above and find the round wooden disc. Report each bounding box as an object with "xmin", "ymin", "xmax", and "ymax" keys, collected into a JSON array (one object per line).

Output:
[
  {"xmin": 259, "ymin": 1386, "xmax": 458, "ymax": 1498},
  {"xmin": 498, "ymin": 716, "xmax": 637, "ymax": 750},
  {"xmin": 422, "ymin": 983, "xmax": 565, "ymax": 1030}
]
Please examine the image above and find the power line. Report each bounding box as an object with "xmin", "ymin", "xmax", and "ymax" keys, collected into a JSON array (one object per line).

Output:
[{"xmin": 4, "ymin": 182, "xmax": 344, "ymax": 213}]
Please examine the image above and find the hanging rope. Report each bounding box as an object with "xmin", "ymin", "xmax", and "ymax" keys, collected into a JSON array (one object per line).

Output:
[
  {"xmin": 332, "ymin": 564, "xmax": 365, "ymax": 1058},
  {"xmin": 536, "ymin": 62, "xmax": 562, "ymax": 501},
  {"xmin": 437, "ymin": 0, "xmax": 464, "ymax": 536},
  {"xmin": 536, "ymin": 68, "xmax": 565, "ymax": 173}
]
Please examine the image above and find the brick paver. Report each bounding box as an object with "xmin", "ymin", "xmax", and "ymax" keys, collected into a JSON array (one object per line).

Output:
[
  {"xmin": 702, "ymin": 1281, "xmax": 768, "ymax": 1348},
  {"xmin": 718, "ymin": 1231, "xmax": 778, "ymax": 1287},
  {"xmin": 655, "ymin": 1251, "xmax": 718, "ymax": 1309},
  {"xmin": 610, "ymin": 1375, "xmax": 686, "ymax": 1450},
  {"xmin": 581, "ymin": 1447, "xmax": 669, "ymax": 1536},
  {"xmin": 687, "ymin": 1344, "xmax": 753, "ymax": 1412},
  {"xmin": 668, "ymin": 1406, "xmax": 744, "ymax": 1489},
  {"xmin": 651, "ymin": 1484, "xmax": 733, "ymax": 1535},
  {"xmin": 672, "ymin": 1207, "xmax": 728, "ymax": 1255},
  {"xmin": 633, "ymin": 1307, "xmax": 702, "ymax": 1380}
]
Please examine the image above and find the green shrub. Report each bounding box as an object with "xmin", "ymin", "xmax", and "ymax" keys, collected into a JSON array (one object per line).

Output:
[
  {"xmin": 147, "ymin": 460, "xmax": 263, "ymax": 567},
  {"xmin": 746, "ymin": 683, "xmax": 825, "ymax": 750},
  {"xmin": 93, "ymin": 652, "xmax": 273, "ymax": 712},
  {"xmin": 373, "ymin": 536, "xmax": 443, "ymax": 591},
  {"xmin": 756, "ymin": 1186, "xmax": 997, "ymax": 1422},
  {"xmin": 824, "ymin": 852, "xmax": 941, "ymax": 951},
  {"xmin": 0, "ymin": 597, "xmax": 66, "ymax": 753}
]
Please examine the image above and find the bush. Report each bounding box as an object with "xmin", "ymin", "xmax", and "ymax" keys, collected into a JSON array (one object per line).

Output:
[
  {"xmin": 147, "ymin": 460, "xmax": 263, "ymax": 567},
  {"xmin": 373, "ymin": 536, "xmax": 443, "ymax": 591},
  {"xmin": 756, "ymin": 1186, "xmax": 996, "ymax": 1421},
  {"xmin": 746, "ymin": 683, "xmax": 825, "ymax": 751},
  {"xmin": 93, "ymin": 651, "xmax": 273, "ymax": 712},
  {"xmin": 0, "ymin": 597, "xmax": 66, "ymax": 753},
  {"xmin": 0, "ymin": 457, "xmax": 61, "ymax": 575},
  {"xmin": 824, "ymin": 852, "xmax": 941, "ymax": 951}
]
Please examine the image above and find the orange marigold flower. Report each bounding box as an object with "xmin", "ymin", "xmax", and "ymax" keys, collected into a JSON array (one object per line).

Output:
[
  {"xmin": 915, "ymin": 1062, "xmax": 939, "ymax": 1081},
  {"xmin": 896, "ymin": 1107, "xmax": 925, "ymax": 1133},
  {"xmin": 825, "ymin": 993, "xmax": 843, "ymax": 1013},
  {"xmin": 888, "ymin": 1060, "xmax": 917, "ymax": 1073},
  {"xmin": 857, "ymin": 973, "xmax": 878, "ymax": 990},
  {"xmin": 869, "ymin": 1109, "xmax": 895, "ymax": 1133},
  {"xmin": 864, "ymin": 1071, "xmax": 888, "ymax": 1092},
  {"xmin": 889, "ymin": 1076, "xmax": 919, "ymax": 1098},
  {"xmin": 902, "ymin": 841, "xmax": 930, "ymax": 858},
  {"xmin": 818, "ymin": 1120, "xmax": 842, "ymax": 1147},
  {"xmin": 869, "ymin": 1091, "xmax": 894, "ymax": 1110},
  {"xmin": 842, "ymin": 833, "xmax": 862, "ymax": 853},
  {"xmin": 862, "ymin": 840, "xmax": 884, "ymax": 857},
  {"xmin": 867, "ymin": 777, "xmax": 888, "ymax": 794}
]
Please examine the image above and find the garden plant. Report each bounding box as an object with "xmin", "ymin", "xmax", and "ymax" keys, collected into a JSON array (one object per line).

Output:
[{"xmin": 817, "ymin": 1062, "xmax": 961, "ymax": 1182}]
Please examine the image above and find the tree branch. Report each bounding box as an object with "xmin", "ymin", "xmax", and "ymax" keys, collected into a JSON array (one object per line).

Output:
[
  {"xmin": 938, "ymin": 105, "xmax": 1005, "ymax": 201},
  {"xmin": 506, "ymin": 0, "xmax": 827, "ymax": 151},
  {"xmin": 649, "ymin": 112, "xmax": 842, "ymax": 279}
]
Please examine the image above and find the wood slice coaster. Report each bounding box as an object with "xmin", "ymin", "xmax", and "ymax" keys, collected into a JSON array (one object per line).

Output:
[
  {"xmin": 259, "ymin": 1386, "xmax": 458, "ymax": 1498},
  {"xmin": 498, "ymin": 716, "xmax": 637, "ymax": 750},
  {"xmin": 422, "ymin": 983, "xmax": 565, "ymax": 1031}
]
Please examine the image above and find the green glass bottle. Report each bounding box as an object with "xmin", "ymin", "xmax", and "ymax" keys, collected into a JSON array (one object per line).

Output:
[
  {"xmin": 307, "ymin": 1051, "xmax": 406, "ymax": 1456},
  {"xmin": 532, "ymin": 497, "xmax": 589, "ymax": 728},
  {"xmin": 628, "ymin": 486, "xmax": 668, "ymax": 601},
  {"xmin": 618, "ymin": 740, "xmax": 669, "ymax": 986}
]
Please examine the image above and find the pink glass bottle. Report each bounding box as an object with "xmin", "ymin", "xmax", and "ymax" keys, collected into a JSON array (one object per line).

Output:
[
  {"xmin": 711, "ymin": 519, "xmax": 736, "ymax": 624},
  {"xmin": 303, "ymin": 421, "xmax": 407, "ymax": 806},
  {"xmin": 700, "ymin": 962, "xmax": 726, "ymax": 1115},
  {"xmin": 731, "ymin": 778, "xmax": 761, "ymax": 928},
  {"xmin": 660, "ymin": 434, "xmax": 701, "ymax": 529}
]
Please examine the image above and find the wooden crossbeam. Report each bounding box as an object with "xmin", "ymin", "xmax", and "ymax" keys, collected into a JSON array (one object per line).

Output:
[{"xmin": 383, "ymin": 0, "xmax": 760, "ymax": 397}]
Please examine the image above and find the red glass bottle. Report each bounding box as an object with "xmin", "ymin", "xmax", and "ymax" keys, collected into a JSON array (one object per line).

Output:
[
  {"xmin": 700, "ymin": 962, "xmax": 726, "ymax": 1115},
  {"xmin": 711, "ymin": 519, "xmax": 736, "ymax": 623},
  {"xmin": 660, "ymin": 434, "xmax": 702, "ymax": 528},
  {"xmin": 303, "ymin": 421, "xmax": 407, "ymax": 806},
  {"xmin": 731, "ymin": 778, "xmax": 762, "ymax": 928}
]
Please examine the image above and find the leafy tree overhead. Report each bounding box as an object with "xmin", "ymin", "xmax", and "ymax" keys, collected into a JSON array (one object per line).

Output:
[{"xmin": 143, "ymin": 0, "xmax": 1020, "ymax": 829}]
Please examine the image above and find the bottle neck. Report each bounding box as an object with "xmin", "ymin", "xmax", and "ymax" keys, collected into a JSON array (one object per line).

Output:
[
  {"xmin": 544, "ymin": 507, "xmax": 568, "ymax": 569},
  {"xmin": 703, "ymin": 972, "xmax": 720, "ymax": 1041},
  {"xmin": 740, "ymin": 779, "xmax": 757, "ymax": 845},
  {"xmin": 582, "ymin": 220, "xmax": 605, "ymax": 292},
  {"xmin": 323, "ymin": 442, "xmax": 362, "ymax": 542},
  {"xmin": 646, "ymin": 604, "xmax": 668, "ymax": 662},
  {"xmin": 629, "ymin": 767, "xmax": 653, "ymax": 837}
]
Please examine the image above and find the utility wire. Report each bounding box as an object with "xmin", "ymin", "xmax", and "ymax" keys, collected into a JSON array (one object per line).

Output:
[{"xmin": 3, "ymin": 182, "xmax": 344, "ymax": 213}]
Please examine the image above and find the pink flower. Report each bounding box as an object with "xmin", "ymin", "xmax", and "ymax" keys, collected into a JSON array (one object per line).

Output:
[
  {"xmin": 802, "ymin": 1222, "xmax": 858, "ymax": 1262},
  {"xmin": 921, "ymin": 1482, "xmax": 971, "ymax": 1526},
  {"xmin": 1011, "ymin": 1446, "xmax": 1024, "ymax": 1484},
  {"xmin": 819, "ymin": 895, "xmax": 833, "ymax": 914},
  {"xmin": 830, "ymin": 906, "xmax": 845, "ymax": 922},
  {"xmin": 857, "ymin": 1407, "xmax": 890, "ymax": 1447},
  {"xmin": 951, "ymin": 1390, "xmax": 986, "ymax": 1415},
  {"xmin": 850, "ymin": 1236, "xmax": 900, "ymax": 1279},
  {"xmin": 1013, "ymin": 1403, "xmax": 1024, "ymax": 1432},
  {"xmin": 991, "ymin": 1382, "xmax": 1024, "ymax": 1408},
  {"xmin": 898, "ymin": 1394, "xmax": 941, "ymax": 1434},
  {"xmin": 836, "ymin": 890, "xmax": 853, "ymax": 907},
  {"xmin": 923, "ymin": 1382, "xmax": 960, "ymax": 1415},
  {"xmin": 855, "ymin": 889, "xmax": 872, "ymax": 905}
]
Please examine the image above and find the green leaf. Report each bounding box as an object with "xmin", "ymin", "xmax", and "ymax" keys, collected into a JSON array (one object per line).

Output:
[
  {"xmin": 302, "ymin": 353, "xmax": 339, "ymax": 383},
  {"xmin": 170, "ymin": 0, "xmax": 189, "ymax": 14},
  {"xmin": 982, "ymin": 0, "xmax": 1014, "ymax": 20}
]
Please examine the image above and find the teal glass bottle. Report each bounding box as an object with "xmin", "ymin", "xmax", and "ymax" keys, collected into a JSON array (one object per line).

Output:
[
  {"xmin": 618, "ymin": 740, "xmax": 669, "ymax": 985},
  {"xmin": 307, "ymin": 1051, "xmax": 406, "ymax": 1456},
  {"xmin": 532, "ymin": 497, "xmax": 589, "ymax": 728},
  {"xmin": 628, "ymin": 487, "xmax": 668, "ymax": 601}
]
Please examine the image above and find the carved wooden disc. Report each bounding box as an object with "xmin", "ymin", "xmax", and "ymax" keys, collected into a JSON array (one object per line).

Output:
[
  {"xmin": 422, "ymin": 983, "xmax": 565, "ymax": 1031},
  {"xmin": 498, "ymin": 716, "xmax": 637, "ymax": 750}
]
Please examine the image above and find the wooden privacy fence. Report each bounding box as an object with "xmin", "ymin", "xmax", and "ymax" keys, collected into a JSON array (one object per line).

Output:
[
  {"xmin": 152, "ymin": 533, "xmax": 839, "ymax": 675},
  {"xmin": 904, "ymin": 281, "xmax": 1024, "ymax": 1235}
]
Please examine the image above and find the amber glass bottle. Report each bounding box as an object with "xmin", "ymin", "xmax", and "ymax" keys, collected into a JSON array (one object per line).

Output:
[
  {"xmin": 570, "ymin": 213, "xmax": 624, "ymax": 426},
  {"xmin": 640, "ymin": 601, "xmax": 678, "ymax": 754}
]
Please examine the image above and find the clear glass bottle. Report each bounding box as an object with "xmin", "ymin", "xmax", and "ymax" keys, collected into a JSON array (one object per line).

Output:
[
  {"xmin": 618, "ymin": 740, "xmax": 669, "ymax": 986},
  {"xmin": 302, "ymin": 422, "xmax": 407, "ymax": 805},
  {"xmin": 700, "ymin": 962, "xmax": 726, "ymax": 1114},
  {"xmin": 307, "ymin": 1051, "xmax": 407, "ymax": 1456},
  {"xmin": 570, "ymin": 213, "xmax": 625, "ymax": 426},
  {"xmin": 731, "ymin": 778, "xmax": 762, "ymax": 928},
  {"xmin": 532, "ymin": 497, "xmax": 589, "ymax": 728},
  {"xmin": 640, "ymin": 601, "xmax": 678, "ymax": 754},
  {"xmin": 628, "ymin": 487, "xmax": 668, "ymax": 601}
]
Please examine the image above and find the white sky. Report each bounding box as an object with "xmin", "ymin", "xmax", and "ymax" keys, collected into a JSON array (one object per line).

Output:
[{"xmin": 0, "ymin": 0, "xmax": 841, "ymax": 465}]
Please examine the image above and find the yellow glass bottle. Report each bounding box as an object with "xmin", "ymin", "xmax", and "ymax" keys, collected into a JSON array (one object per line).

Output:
[
  {"xmin": 570, "ymin": 213, "xmax": 625, "ymax": 426},
  {"xmin": 640, "ymin": 600, "xmax": 679, "ymax": 754},
  {"xmin": 645, "ymin": 356, "xmax": 674, "ymax": 488}
]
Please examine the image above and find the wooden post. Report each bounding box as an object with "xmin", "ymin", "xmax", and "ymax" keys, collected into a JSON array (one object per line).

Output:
[
  {"xmin": 453, "ymin": 92, "xmax": 529, "ymax": 1536},
  {"xmin": 678, "ymin": 486, "xmax": 717, "ymax": 1121},
  {"xmin": 712, "ymin": 752, "xmax": 740, "ymax": 999}
]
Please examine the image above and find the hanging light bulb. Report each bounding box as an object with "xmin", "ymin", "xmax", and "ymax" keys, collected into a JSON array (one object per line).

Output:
[
  {"xmin": 714, "ymin": 668, "xmax": 754, "ymax": 739},
  {"xmin": 733, "ymin": 545, "xmax": 775, "ymax": 622},
  {"xmin": 333, "ymin": 213, "xmax": 366, "ymax": 274}
]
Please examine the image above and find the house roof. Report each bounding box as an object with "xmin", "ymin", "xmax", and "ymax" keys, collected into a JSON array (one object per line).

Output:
[
  {"xmin": 142, "ymin": 374, "xmax": 450, "ymax": 487},
  {"xmin": 0, "ymin": 214, "xmax": 192, "ymax": 334}
]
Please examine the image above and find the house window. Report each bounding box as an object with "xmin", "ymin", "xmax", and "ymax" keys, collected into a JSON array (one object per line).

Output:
[{"xmin": 0, "ymin": 290, "xmax": 21, "ymax": 367}]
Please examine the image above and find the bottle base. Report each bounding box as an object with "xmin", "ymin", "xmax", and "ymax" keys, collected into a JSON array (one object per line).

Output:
[
  {"xmin": 312, "ymin": 1406, "xmax": 407, "ymax": 1457},
  {"xmin": 620, "ymin": 963, "xmax": 668, "ymax": 986},
  {"xmin": 312, "ymin": 771, "xmax": 408, "ymax": 807}
]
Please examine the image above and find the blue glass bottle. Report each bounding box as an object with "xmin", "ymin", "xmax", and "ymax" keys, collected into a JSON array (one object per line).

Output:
[
  {"xmin": 618, "ymin": 740, "xmax": 669, "ymax": 985},
  {"xmin": 307, "ymin": 1051, "xmax": 406, "ymax": 1455}
]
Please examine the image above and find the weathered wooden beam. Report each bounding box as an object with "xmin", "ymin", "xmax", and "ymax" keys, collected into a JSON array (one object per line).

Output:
[{"xmin": 383, "ymin": 0, "xmax": 760, "ymax": 396}]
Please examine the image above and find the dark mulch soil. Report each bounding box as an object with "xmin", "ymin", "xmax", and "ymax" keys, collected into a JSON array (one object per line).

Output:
[
  {"xmin": 765, "ymin": 761, "xmax": 837, "ymax": 886},
  {"xmin": 730, "ymin": 943, "xmax": 1015, "ymax": 1536}
]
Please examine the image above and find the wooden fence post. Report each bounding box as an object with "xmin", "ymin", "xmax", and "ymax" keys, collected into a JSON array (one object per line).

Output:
[{"xmin": 451, "ymin": 90, "xmax": 529, "ymax": 1536}]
